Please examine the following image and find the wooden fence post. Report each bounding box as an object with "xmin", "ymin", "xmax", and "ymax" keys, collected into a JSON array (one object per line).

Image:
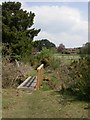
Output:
[{"xmin": 36, "ymin": 64, "xmax": 44, "ymax": 90}]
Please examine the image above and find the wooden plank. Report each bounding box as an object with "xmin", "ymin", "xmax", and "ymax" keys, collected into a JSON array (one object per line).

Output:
[
  {"xmin": 36, "ymin": 64, "xmax": 44, "ymax": 90},
  {"xmin": 37, "ymin": 64, "xmax": 44, "ymax": 70},
  {"xmin": 17, "ymin": 76, "xmax": 32, "ymax": 89}
]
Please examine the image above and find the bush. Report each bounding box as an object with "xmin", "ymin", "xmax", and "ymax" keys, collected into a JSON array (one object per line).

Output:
[
  {"xmin": 80, "ymin": 42, "xmax": 90, "ymax": 57},
  {"xmin": 2, "ymin": 57, "xmax": 32, "ymax": 88},
  {"xmin": 50, "ymin": 57, "xmax": 61, "ymax": 70},
  {"xmin": 67, "ymin": 57, "xmax": 90, "ymax": 101},
  {"xmin": 36, "ymin": 48, "xmax": 53, "ymax": 67}
]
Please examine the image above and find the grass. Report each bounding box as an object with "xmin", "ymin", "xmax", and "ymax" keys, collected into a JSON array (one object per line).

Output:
[
  {"xmin": 40, "ymin": 81, "xmax": 51, "ymax": 91},
  {"xmin": 2, "ymin": 53, "xmax": 89, "ymax": 118},
  {"xmin": 2, "ymin": 88, "xmax": 88, "ymax": 118},
  {"xmin": 54, "ymin": 53, "xmax": 80, "ymax": 64}
]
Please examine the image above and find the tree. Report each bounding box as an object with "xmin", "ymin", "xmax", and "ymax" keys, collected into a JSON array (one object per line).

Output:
[
  {"xmin": 57, "ymin": 43, "xmax": 65, "ymax": 53},
  {"xmin": 2, "ymin": 2, "xmax": 40, "ymax": 59},
  {"xmin": 80, "ymin": 42, "xmax": 90, "ymax": 55},
  {"xmin": 33, "ymin": 39, "xmax": 56, "ymax": 51}
]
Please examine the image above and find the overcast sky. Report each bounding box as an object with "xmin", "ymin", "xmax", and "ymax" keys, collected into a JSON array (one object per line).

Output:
[{"xmin": 1, "ymin": 0, "xmax": 88, "ymax": 48}]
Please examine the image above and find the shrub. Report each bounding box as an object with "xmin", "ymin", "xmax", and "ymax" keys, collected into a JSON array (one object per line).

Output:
[
  {"xmin": 36, "ymin": 48, "xmax": 53, "ymax": 67},
  {"xmin": 50, "ymin": 57, "xmax": 61, "ymax": 70},
  {"xmin": 2, "ymin": 57, "xmax": 32, "ymax": 88},
  {"xmin": 67, "ymin": 57, "xmax": 90, "ymax": 101}
]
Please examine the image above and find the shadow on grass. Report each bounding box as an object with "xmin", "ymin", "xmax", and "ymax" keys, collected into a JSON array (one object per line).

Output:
[{"xmin": 55, "ymin": 88, "xmax": 90, "ymax": 102}]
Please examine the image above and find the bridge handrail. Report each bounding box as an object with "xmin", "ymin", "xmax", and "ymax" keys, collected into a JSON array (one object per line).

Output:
[{"xmin": 36, "ymin": 64, "xmax": 44, "ymax": 90}]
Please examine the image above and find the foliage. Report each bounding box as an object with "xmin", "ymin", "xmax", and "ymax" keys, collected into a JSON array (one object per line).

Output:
[
  {"xmin": 36, "ymin": 48, "xmax": 53, "ymax": 67},
  {"xmin": 80, "ymin": 42, "xmax": 90, "ymax": 56},
  {"xmin": 67, "ymin": 57, "xmax": 90, "ymax": 101},
  {"xmin": 57, "ymin": 43, "xmax": 65, "ymax": 53},
  {"xmin": 67, "ymin": 42, "xmax": 90, "ymax": 100},
  {"xmin": 33, "ymin": 39, "xmax": 56, "ymax": 51},
  {"xmin": 40, "ymin": 81, "xmax": 51, "ymax": 91},
  {"xmin": 2, "ymin": 1, "xmax": 40, "ymax": 60},
  {"xmin": 49, "ymin": 57, "xmax": 61, "ymax": 70},
  {"xmin": 2, "ymin": 57, "xmax": 32, "ymax": 88}
]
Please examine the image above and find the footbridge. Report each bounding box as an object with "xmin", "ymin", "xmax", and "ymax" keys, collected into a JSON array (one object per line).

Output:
[{"xmin": 17, "ymin": 64, "xmax": 44, "ymax": 90}]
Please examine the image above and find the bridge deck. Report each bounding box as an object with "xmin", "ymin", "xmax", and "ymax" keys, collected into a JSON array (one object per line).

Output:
[{"xmin": 17, "ymin": 76, "xmax": 37, "ymax": 90}]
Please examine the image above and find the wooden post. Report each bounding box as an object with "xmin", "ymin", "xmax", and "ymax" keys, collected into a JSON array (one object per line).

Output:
[{"xmin": 36, "ymin": 64, "xmax": 44, "ymax": 90}]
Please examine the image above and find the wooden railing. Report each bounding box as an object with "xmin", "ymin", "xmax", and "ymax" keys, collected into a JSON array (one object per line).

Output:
[{"xmin": 36, "ymin": 64, "xmax": 44, "ymax": 90}]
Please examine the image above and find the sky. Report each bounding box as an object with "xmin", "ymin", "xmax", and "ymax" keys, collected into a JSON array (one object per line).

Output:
[{"xmin": 0, "ymin": 0, "xmax": 89, "ymax": 48}]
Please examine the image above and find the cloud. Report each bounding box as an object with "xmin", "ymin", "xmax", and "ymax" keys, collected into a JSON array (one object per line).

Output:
[
  {"xmin": 26, "ymin": 5, "xmax": 88, "ymax": 47},
  {"xmin": 1, "ymin": 1, "xmax": 88, "ymax": 47},
  {"xmin": 0, "ymin": 0, "xmax": 89, "ymax": 2},
  {"xmin": 34, "ymin": 31, "xmax": 87, "ymax": 48},
  {"xmin": 31, "ymin": 6, "xmax": 82, "ymax": 32}
]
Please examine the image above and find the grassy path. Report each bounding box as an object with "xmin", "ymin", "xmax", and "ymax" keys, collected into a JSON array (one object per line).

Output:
[{"xmin": 2, "ymin": 89, "xmax": 88, "ymax": 118}]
